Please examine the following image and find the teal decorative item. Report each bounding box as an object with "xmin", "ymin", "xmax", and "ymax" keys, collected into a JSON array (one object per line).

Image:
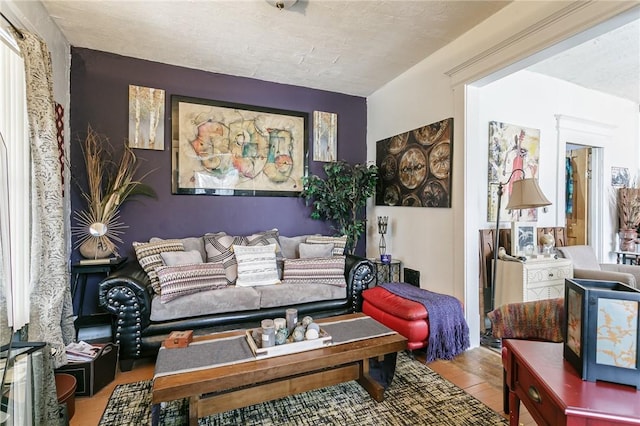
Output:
[
  {"xmin": 275, "ymin": 328, "xmax": 289, "ymax": 345},
  {"xmin": 292, "ymin": 326, "xmax": 306, "ymax": 342}
]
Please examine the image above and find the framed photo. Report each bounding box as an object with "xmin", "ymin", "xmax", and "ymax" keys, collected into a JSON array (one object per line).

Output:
[
  {"xmin": 171, "ymin": 95, "xmax": 308, "ymax": 196},
  {"xmin": 511, "ymin": 222, "xmax": 537, "ymax": 257},
  {"xmin": 611, "ymin": 166, "xmax": 630, "ymax": 187},
  {"xmin": 128, "ymin": 85, "xmax": 165, "ymax": 150},
  {"xmin": 313, "ymin": 111, "xmax": 337, "ymax": 162}
]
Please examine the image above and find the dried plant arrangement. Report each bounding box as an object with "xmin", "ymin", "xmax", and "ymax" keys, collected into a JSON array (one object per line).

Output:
[
  {"xmin": 71, "ymin": 125, "xmax": 156, "ymax": 258},
  {"xmin": 617, "ymin": 187, "xmax": 640, "ymax": 231}
]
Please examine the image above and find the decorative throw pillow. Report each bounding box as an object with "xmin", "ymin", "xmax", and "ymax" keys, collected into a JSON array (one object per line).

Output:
[
  {"xmin": 245, "ymin": 229, "xmax": 283, "ymax": 259},
  {"xmin": 305, "ymin": 235, "xmax": 347, "ymax": 256},
  {"xmin": 157, "ymin": 262, "xmax": 227, "ymax": 303},
  {"xmin": 204, "ymin": 232, "xmax": 246, "ymax": 284},
  {"xmin": 133, "ymin": 240, "xmax": 185, "ymax": 294},
  {"xmin": 150, "ymin": 236, "xmax": 206, "ymax": 262},
  {"xmin": 279, "ymin": 235, "xmax": 308, "ymax": 259},
  {"xmin": 161, "ymin": 250, "xmax": 203, "ymax": 266},
  {"xmin": 282, "ymin": 256, "xmax": 346, "ymax": 287},
  {"xmin": 298, "ymin": 242, "xmax": 334, "ymax": 259},
  {"xmin": 233, "ymin": 244, "xmax": 281, "ymax": 287}
]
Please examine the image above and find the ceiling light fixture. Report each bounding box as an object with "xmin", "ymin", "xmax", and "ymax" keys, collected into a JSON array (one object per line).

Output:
[{"xmin": 266, "ymin": 0, "xmax": 298, "ymax": 10}]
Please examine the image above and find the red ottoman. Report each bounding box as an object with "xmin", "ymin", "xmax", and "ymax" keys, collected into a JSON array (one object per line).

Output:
[{"xmin": 362, "ymin": 286, "xmax": 429, "ymax": 350}]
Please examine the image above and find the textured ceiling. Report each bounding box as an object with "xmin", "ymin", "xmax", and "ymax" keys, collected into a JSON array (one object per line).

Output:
[
  {"xmin": 40, "ymin": 0, "xmax": 509, "ymax": 96},
  {"xmin": 529, "ymin": 17, "xmax": 640, "ymax": 105},
  {"xmin": 38, "ymin": 1, "xmax": 639, "ymax": 103}
]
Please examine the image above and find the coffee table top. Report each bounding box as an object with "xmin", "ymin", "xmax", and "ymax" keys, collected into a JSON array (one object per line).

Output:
[{"xmin": 152, "ymin": 313, "xmax": 406, "ymax": 403}]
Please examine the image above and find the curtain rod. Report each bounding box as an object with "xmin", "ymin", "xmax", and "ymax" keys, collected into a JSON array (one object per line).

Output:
[{"xmin": 0, "ymin": 11, "xmax": 24, "ymax": 39}]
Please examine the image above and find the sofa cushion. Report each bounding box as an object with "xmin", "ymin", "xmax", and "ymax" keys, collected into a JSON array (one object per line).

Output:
[
  {"xmin": 160, "ymin": 250, "xmax": 203, "ymax": 266},
  {"xmin": 256, "ymin": 283, "xmax": 346, "ymax": 308},
  {"xmin": 150, "ymin": 236, "xmax": 206, "ymax": 262},
  {"xmin": 299, "ymin": 242, "xmax": 334, "ymax": 258},
  {"xmin": 245, "ymin": 229, "xmax": 283, "ymax": 259},
  {"xmin": 150, "ymin": 286, "xmax": 261, "ymax": 322},
  {"xmin": 305, "ymin": 235, "xmax": 347, "ymax": 256},
  {"xmin": 233, "ymin": 244, "xmax": 281, "ymax": 287},
  {"xmin": 203, "ymin": 232, "xmax": 246, "ymax": 284},
  {"xmin": 279, "ymin": 235, "xmax": 309, "ymax": 259},
  {"xmin": 157, "ymin": 262, "xmax": 227, "ymax": 303},
  {"xmin": 133, "ymin": 239, "xmax": 185, "ymax": 294},
  {"xmin": 282, "ymin": 256, "xmax": 346, "ymax": 287}
]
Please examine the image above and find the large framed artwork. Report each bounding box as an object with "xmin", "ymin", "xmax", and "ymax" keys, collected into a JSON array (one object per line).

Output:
[
  {"xmin": 487, "ymin": 121, "xmax": 540, "ymax": 222},
  {"xmin": 171, "ymin": 95, "xmax": 308, "ymax": 196},
  {"xmin": 375, "ymin": 117, "xmax": 453, "ymax": 208},
  {"xmin": 128, "ymin": 85, "xmax": 165, "ymax": 150}
]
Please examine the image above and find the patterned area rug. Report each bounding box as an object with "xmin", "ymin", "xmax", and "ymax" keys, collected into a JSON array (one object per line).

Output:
[{"xmin": 99, "ymin": 352, "xmax": 507, "ymax": 426}]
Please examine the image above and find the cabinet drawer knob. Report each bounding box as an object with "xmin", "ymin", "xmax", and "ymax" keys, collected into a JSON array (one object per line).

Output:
[
  {"xmin": 548, "ymin": 272, "xmax": 554, "ymax": 277},
  {"xmin": 528, "ymin": 385, "xmax": 542, "ymax": 403}
]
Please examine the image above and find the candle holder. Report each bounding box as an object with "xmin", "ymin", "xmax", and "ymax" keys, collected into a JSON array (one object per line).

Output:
[{"xmin": 377, "ymin": 216, "xmax": 388, "ymax": 258}]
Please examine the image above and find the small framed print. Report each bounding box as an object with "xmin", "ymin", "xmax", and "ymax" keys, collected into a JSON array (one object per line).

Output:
[
  {"xmin": 313, "ymin": 111, "xmax": 337, "ymax": 162},
  {"xmin": 511, "ymin": 222, "xmax": 537, "ymax": 257}
]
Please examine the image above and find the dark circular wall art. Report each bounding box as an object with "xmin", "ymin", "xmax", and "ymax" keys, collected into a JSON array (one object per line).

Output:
[{"xmin": 375, "ymin": 118, "xmax": 453, "ymax": 208}]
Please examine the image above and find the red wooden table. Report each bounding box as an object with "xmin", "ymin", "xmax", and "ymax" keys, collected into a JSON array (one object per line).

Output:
[{"xmin": 503, "ymin": 339, "xmax": 640, "ymax": 426}]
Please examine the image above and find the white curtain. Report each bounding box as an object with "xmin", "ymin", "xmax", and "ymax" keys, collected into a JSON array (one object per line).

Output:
[{"xmin": 11, "ymin": 28, "xmax": 75, "ymax": 369}]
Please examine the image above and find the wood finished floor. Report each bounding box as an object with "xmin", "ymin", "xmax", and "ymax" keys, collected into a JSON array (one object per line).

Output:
[{"xmin": 70, "ymin": 346, "xmax": 535, "ymax": 426}]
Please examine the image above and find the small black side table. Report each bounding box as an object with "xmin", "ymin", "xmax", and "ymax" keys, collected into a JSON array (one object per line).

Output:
[
  {"xmin": 370, "ymin": 258, "xmax": 402, "ymax": 286},
  {"xmin": 71, "ymin": 257, "xmax": 127, "ymax": 317}
]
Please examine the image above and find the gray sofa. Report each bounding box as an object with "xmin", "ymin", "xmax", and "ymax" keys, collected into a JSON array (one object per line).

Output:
[{"xmin": 98, "ymin": 233, "xmax": 375, "ymax": 371}]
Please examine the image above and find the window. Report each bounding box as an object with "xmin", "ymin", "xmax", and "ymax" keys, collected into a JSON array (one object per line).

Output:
[{"xmin": 0, "ymin": 27, "xmax": 31, "ymax": 330}]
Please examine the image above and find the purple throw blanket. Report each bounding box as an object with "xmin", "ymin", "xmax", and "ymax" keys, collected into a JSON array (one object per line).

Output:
[{"xmin": 381, "ymin": 282, "xmax": 470, "ymax": 362}]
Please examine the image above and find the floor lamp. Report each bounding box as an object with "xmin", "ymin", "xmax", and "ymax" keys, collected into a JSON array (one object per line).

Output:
[{"xmin": 483, "ymin": 169, "xmax": 551, "ymax": 347}]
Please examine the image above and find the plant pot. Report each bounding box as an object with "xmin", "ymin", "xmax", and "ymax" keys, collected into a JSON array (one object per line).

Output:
[
  {"xmin": 619, "ymin": 229, "xmax": 638, "ymax": 252},
  {"xmin": 79, "ymin": 238, "xmax": 113, "ymax": 259}
]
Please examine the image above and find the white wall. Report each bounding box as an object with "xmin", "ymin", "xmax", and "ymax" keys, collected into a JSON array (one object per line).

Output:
[
  {"xmin": 472, "ymin": 70, "xmax": 639, "ymax": 256},
  {"xmin": 366, "ymin": 1, "xmax": 640, "ymax": 348}
]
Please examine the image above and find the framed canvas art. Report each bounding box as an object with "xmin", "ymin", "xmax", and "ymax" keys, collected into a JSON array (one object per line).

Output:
[
  {"xmin": 376, "ymin": 117, "xmax": 453, "ymax": 208},
  {"xmin": 487, "ymin": 121, "xmax": 540, "ymax": 222},
  {"xmin": 313, "ymin": 111, "xmax": 337, "ymax": 162},
  {"xmin": 128, "ymin": 85, "xmax": 165, "ymax": 150},
  {"xmin": 171, "ymin": 95, "xmax": 308, "ymax": 196}
]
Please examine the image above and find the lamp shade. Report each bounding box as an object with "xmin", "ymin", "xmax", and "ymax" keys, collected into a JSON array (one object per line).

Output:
[{"xmin": 505, "ymin": 178, "xmax": 551, "ymax": 210}]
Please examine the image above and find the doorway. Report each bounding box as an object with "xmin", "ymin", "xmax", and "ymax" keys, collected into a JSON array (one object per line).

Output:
[{"xmin": 566, "ymin": 146, "xmax": 591, "ymax": 245}]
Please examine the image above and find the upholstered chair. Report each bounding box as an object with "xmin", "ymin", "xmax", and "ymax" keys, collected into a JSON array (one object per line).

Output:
[{"xmin": 556, "ymin": 245, "xmax": 640, "ymax": 289}]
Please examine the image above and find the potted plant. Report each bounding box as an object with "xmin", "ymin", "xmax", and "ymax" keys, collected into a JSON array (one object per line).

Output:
[
  {"xmin": 72, "ymin": 125, "xmax": 156, "ymax": 258},
  {"xmin": 301, "ymin": 161, "xmax": 378, "ymax": 254},
  {"xmin": 617, "ymin": 186, "xmax": 640, "ymax": 251}
]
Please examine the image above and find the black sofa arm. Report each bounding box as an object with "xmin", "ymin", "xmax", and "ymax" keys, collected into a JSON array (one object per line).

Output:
[
  {"xmin": 345, "ymin": 254, "xmax": 375, "ymax": 312},
  {"xmin": 98, "ymin": 261, "xmax": 153, "ymax": 362}
]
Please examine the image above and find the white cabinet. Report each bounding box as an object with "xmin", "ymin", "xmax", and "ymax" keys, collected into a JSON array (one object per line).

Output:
[{"xmin": 494, "ymin": 258, "xmax": 573, "ymax": 307}]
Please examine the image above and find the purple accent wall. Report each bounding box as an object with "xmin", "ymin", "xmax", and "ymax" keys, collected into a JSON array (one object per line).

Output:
[{"xmin": 70, "ymin": 48, "xmax": 367, "ymax": 313}]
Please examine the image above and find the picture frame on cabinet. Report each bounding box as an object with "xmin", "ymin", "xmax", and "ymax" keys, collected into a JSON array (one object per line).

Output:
[{"xmin": 511, "ymin": 222, "xmax": 536, "ymax": 257}]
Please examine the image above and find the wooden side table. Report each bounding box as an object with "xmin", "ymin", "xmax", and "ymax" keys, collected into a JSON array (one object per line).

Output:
[
  {"xmin": 614, "ymin": 250, "xmax": 640, "ymax": 265},
  {"xmin": 503, "ymin": 339, "xmax": 640, "ymax": 426}
]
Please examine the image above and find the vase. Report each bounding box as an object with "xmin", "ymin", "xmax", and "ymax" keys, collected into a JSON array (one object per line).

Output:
[
  {"xmin": 79, "ymin": 238, "xmax": 113, "ymax": 259},
  {"xmin": 618, "ymin": 229, "xmax": 638, "ymax": 252}
]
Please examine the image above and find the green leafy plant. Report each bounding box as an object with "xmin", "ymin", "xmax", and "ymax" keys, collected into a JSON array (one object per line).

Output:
[{"xmin": 301, "ymin": 161, "xmax": 378, "ymax": 254}]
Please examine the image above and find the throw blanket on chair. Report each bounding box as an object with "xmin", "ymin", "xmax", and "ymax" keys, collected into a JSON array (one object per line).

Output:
[{"xmin": 381, "ymin": 282, "xmax": 470, "ymax": 362}]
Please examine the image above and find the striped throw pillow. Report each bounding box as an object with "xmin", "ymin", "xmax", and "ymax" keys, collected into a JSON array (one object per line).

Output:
[
  {"xmin": 204, "ymin": 232, "xmax": 246, "ymax": 284},
  {"xmin": 305, "ymin": 235, "xmax": 347, "ymax": 256},
  {"xmin": 282, "ymin": 256, "xmax": 346, "ymax": 287},
  {"xmin": 245, "ymin": 229, "xmax": 283, "ymax": 259},
  {"xmin": 133, "ymin": 240, "xmax": 185, "ymax": 294},
  {"xmin": 157, "ymin": 263, "xmax": 227, "ymax": 303},
  {"xmin": 233, "ymin": 244, "xmax": 281, "ymax": 287}
]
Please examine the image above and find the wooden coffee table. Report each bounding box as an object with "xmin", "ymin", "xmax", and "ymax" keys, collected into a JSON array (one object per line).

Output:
[{"xmin": 152, "ymin": 313, "xmax": 406, "ymax": 425}]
